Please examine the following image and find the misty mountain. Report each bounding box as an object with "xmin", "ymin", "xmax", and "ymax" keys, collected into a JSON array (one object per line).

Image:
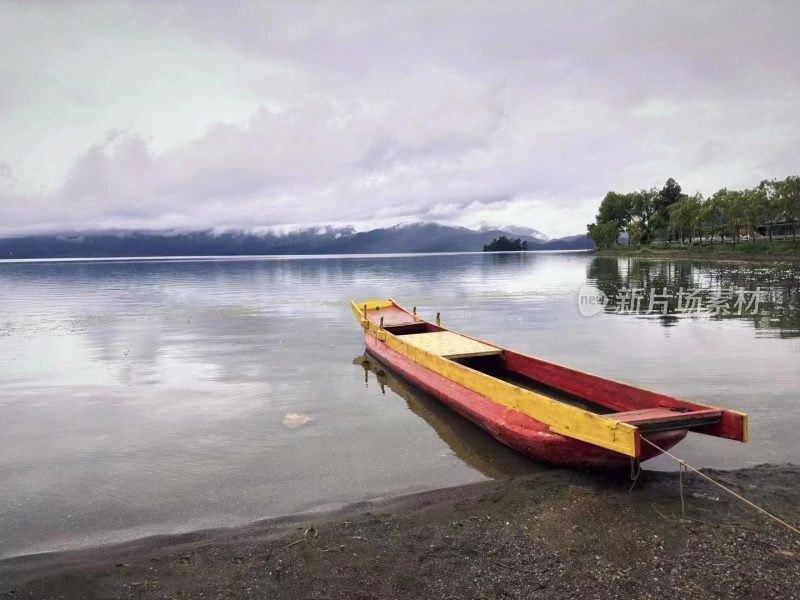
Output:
[
  {"xmin": 477, "ymin": 224, "xmax": 549, "ymax": 240},
  {"xmin": 0, "ymin": 223, "xmax": 592, "ymax": 259}
]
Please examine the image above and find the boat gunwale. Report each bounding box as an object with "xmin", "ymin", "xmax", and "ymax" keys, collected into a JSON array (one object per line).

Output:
[{"xmin": 351, "ymin": 299, "xmax": 749, "ymax": 457}]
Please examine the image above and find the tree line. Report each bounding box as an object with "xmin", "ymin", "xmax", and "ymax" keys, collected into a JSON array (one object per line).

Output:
[
  {"xmin": 483, "ymin": 235, "xmax": 529, "ymax": 252},
  {"xmin": 587, "ymin": 176, "xmax": 800, "ymax": 249}
]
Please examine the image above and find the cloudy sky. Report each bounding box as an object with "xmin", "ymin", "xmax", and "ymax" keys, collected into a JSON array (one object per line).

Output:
[{"xmin": 1, "ymin": 1, "xmax": 798, "ymax": 238}]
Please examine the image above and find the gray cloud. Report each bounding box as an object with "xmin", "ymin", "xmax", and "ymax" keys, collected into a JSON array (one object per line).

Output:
[{"xmin": 1, "ymin": 0, "xmax": 798, "ymax": 238}]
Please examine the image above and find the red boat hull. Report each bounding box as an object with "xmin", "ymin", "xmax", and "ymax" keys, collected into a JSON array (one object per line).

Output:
[{"xmin": 366, "ymin": 335, "xmax": 687, "ymax": 469}]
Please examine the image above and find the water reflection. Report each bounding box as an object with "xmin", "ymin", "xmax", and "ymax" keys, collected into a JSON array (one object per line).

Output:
[
  {"xmin": 588, "ymin": 257, "xmax": 800, "ymax": 337},
  {"xmin": 353, "ymin": 355, "xmax": 542, "ymax": 479},
  {"xmin": 0, "ymin": 253, "xmax": 797, "ymax": 558}
]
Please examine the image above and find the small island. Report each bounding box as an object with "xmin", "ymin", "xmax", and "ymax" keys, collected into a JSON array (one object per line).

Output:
[{"xmin": 483, "ymin": 235, "xmax": 529, "ymax": 252}]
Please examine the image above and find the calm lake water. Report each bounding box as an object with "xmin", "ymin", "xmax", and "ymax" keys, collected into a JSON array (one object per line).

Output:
[{"xmin": 1, "ymin": 252, "xmax": 798, "ymax": 558}]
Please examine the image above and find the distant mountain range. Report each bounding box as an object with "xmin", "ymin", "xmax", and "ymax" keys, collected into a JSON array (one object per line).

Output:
[
  {"xmin": 477, "ymin": 224, "xmax": 549, "ymax": 240},
  {"xmin": 0, "ymin": 223, "xmax": 592, "ymax": 259}
]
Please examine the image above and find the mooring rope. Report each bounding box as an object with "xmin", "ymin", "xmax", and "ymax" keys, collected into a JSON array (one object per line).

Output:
[
  {"xmin": 628, "ymin": 456, "xmax": 641, "ymax": 492},
  {"xmin": 641, "ymin": 437, "xmax": 800, "ymax": 537}
]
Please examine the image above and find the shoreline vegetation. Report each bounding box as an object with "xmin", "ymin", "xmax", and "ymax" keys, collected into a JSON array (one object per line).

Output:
[
  {"xmin": 2, "ymin": 465, "xmax": 798, "ymax": 599},
  {"xmin": 587, "ymin": 176, "xmax": 800, "ymax": 259}
]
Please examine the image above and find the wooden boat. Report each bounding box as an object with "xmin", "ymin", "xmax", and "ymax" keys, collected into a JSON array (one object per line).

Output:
[{"xmin": 351, "ymin": 299, "xmax": 748, "ymax": 468}]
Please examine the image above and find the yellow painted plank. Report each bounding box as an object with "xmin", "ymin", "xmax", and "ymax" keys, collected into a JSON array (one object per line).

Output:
[
  {"xmin": 381, "ymin": 330, "xmax": 639, "ymax": 457},
  {"xmin": 399, "ymin": 331, "xmax": 502, "ymax": 359},
  {"xmin": 352, "ymin": 299, "xmax": 394, "ymax": 314}
]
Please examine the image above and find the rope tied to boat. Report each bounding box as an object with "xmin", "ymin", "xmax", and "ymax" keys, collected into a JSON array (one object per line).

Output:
[
  {"xmin": 628, "ymin": 457, "xmax": 641, "ymax": 492},
  {"xmin": 641, "ymin": 438, "xmax": 800, "ymax": 537}
]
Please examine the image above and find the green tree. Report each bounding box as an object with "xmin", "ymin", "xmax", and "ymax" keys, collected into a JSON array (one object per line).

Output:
[
  {"xmin": 596, "ymin": 192, "xmax": 633, "ymax": 234},
  {"xmin": 670, "ymin": 194, "xmax": 702, "ymax": 244},
  {"xmin": 587, "ymin": 221, "xmax": 620, "ymax": 249},
  {"xmin": 709, "ymin": 189, "xmax": 732, "ymax": 244},
  {"xmin": 654, "ymin": 178, "xmax": 682, "ymax": 241},
  {"xmin": 779, "ymin": 176, "xmax": 800, "ymax": 241},
  {"xmin": 698, "ymin": 195, "xmax": 723, "ymax": 244},
  {"xmin": 742, "ymin": 187, "xmax": 764, "ymax": 243},
  {"xmin": 758, "ymin": 179, "xmax": 782, "ymax": 243},
  {"xmin": 723, "ymin": 190, "xmax": 748, "ymax": 245},
  {"xmin": 625, "ymin": 221, "xmax": 644, "ymax": 246},
  {"xmin": 629, "ymin": 188, "xmax": 658, "ymax": 243}
]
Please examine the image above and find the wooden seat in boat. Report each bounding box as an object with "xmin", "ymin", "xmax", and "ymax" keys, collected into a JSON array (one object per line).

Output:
[
  {"xmin": 365, "ymin": 305, "xmax": 421, "ymax": 328},
  {"xmin": 608, "ymin": 407, "xmax": 722, "ymax": 432},
  {"xmin": 398, "ymin": 331, "xmax": 502, "ymax": 359}
]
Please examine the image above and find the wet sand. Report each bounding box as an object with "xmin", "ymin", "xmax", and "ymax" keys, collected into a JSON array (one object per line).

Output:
[{"xmin": 2, "ymin": 465, "xmax": 798, "ymax": 599}]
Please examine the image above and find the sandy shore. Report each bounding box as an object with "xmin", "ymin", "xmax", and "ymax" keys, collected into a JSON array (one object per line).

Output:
[{"xmin": 2, "ymin": 465, "xmax": 798, "ymax": 599}]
